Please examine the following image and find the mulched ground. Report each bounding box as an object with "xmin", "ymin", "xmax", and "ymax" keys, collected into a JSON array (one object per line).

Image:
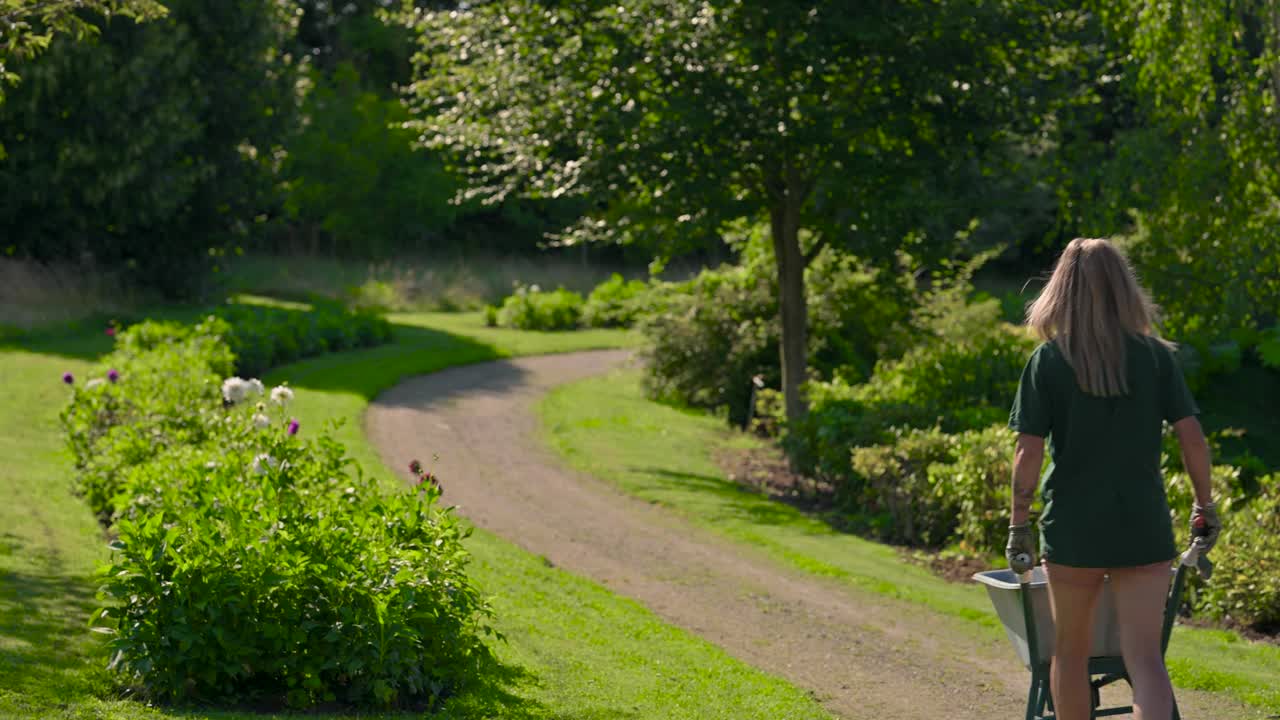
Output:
[{"xmin": 714, "ymin": 443, "xmax": 996, "ymax": 583}]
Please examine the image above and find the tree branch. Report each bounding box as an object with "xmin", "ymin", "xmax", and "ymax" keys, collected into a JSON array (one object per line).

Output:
[{"xmin": 803, "ymin": 233, "xmax": 829, "ymax": 266}]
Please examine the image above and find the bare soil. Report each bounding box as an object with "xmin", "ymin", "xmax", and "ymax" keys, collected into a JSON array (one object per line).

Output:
[{"xmin": 365, "ymin": 352, "xmax": 1262, "ymax": 719}]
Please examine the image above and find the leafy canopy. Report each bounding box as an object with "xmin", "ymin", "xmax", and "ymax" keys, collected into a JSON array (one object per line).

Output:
[
  {"xmin": 1097, "ymin": 0, "xmax": 1280, "ymax": 338},
  {"xmin": 400, "ymin": 0, "xmax": 1053, "ymax": 260},
  {"xmin": 0, "ymin": 0, "xmax": 165, "ymax": 97}
]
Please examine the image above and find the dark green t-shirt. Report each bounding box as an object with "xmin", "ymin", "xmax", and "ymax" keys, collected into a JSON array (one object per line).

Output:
[{"xmin": 1008, "ymin": 334, "xmax": 1199, "ymax": 568}]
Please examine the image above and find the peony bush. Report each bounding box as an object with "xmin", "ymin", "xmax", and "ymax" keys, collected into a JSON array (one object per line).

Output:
[{"xmin": 63, "ymin": 319, "xmax": 492, "ymax": 708}]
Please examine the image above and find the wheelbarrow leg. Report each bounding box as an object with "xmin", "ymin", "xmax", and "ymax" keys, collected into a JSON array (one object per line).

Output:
[
  {"xmin": 1027, "ymin": 668, "xmax": 1049, "ymax": 720},
  {"xmin": 1026, "ymin": 674, "xmax": 1038, "ymax": 720}
]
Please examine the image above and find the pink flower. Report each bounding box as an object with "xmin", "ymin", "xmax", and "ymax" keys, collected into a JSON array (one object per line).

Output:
[
  {"xmin": 62, "ymin": 372, "xmax": 74, "ymax": 385},
  {"xmin": 107, "ymin": 369, "xmax": 120, "ymax": 383},
  {"xmin": 287, "ymin": 419, "xmax": 300, "ymax": 436},
  {"xmin": 105, "ymin": 326, "xmax": 116, "ymax": 337}
]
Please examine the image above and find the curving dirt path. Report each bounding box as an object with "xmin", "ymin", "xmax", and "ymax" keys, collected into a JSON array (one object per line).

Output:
[{"xmin": 366, "ymin": 351, "xmax": 1256, "ymax": 720}]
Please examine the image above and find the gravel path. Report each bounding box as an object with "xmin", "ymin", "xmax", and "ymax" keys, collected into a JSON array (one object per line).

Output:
[{"xmin": 365, "ymin": 350, "xmax": 1254, "ymax": 720}]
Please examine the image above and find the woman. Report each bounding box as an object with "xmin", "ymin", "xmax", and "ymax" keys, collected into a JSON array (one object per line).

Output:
[{"xmin": 1004, "ymin": 238, "xmax": 1221, "ymax": 720}]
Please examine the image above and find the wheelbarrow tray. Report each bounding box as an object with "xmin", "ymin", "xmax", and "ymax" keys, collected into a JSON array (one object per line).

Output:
[{"xmin": 973, "ymin": 567, "xmax": 1123, "ymax": 669}]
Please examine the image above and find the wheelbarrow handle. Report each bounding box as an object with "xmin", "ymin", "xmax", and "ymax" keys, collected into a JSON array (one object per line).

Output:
[{"xmin": 1180, "ymin": 520, "xmax": 1214, "ymax": 579}]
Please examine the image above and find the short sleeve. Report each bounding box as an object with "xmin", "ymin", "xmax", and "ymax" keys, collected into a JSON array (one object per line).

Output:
[
  {"xmin": 1162, "ymin": 346, "xmax": 1199, "ymax": 423},
  {"xmin": 1009, "ymin": 344, "xmax": 1052, "ymax": 437}
]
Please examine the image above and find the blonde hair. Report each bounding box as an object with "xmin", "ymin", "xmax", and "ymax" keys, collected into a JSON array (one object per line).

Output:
[{"xmin": 1026, "ymin": 238, "xmax": 1164, "ymax": 396}]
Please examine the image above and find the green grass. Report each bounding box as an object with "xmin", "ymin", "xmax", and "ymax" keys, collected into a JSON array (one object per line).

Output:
[
  {"xmin": 539, "ymin": 369, "xmax": 1280, "ymax": 716},
  {"xmin": 0, "ymin": 309, "xmax": 830, "ymax": 720}
]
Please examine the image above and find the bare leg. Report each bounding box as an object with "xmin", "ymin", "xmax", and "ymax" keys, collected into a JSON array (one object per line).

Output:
[
  {"xmin": 1111, "ymin": 561, "xmax": 1175, "ymax": 720},
  {"xmin": 1045, "ymin": 562, "xmax": 1105, "ymax": 720}
]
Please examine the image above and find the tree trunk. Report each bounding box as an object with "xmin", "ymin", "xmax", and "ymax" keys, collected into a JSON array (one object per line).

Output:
[{"xmin": 769, "ymin": 193, "xmax": 808, "ymax": 428}]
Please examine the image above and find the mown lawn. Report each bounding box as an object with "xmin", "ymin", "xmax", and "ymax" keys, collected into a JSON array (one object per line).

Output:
[
  {"xmin": 0, "ymin": 309, "xmax": 830, "ymax": 720},
  {"xmin": 540, "ymin": 369, "xmax": 1280, "ymax": 716}
]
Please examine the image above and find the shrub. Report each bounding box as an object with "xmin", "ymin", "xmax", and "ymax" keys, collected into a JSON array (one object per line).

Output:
[
  {"xmin": 850, "ymin": 424, "xmax": 1019, "ymax": 551},
  {"xmin": 216, "ymin": 300, "xmax": 393, "ymax": 378},
  {"xmin": 938, "ymin": 425, "xmax": 1019, "ymax": 555},
  {"xmin": 1196, "ymin": 474, "xmax": 1280, "ymax": 628},
  {"xmin": 782, "ymin": 303, "xmax": 1033, "ymax": 486},
  {"xmin": 582, "ymin": 273, "xmax": 648, "ymax": 328},
  {"xmin": 63, "ymin": 319, "xmax": 230, "ymax": 520},
  {"xmin": 495, "ymin": 285, "xmax": 584, "ymax": 331},
  {"xmin": 849, "ymin": 426, "xmax": 958, "ymax": 545},
  {"xmin": 1163, "ymin": 465, "xmax": 1280, "ymax": 629},
  {"xmin": 639, "ymin": 252, "xmax": 913, "ymax": 426},
  {"xmin": 96, "ymin": 427, "xmax": 492, "ymax": 707},
  {"xmin": 111, "ymin": 316, "xmax": 237, "ymax": 378},
  {"xmin": 638, "ymin": 264, "xmax": 776, "ymax": 425},
  {"xmin": 65, "ymin": 317, "xmax": 492, "ymax": 708}
]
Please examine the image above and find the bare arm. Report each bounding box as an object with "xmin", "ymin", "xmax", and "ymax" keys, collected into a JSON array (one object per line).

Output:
[
  {"xmin": 1010, "ymin": 433, "xmax": 1045, "ymax": 526},
  {"xmin": 1173, "ymin": 416, "xmax": 1213, "ymax": 506}
]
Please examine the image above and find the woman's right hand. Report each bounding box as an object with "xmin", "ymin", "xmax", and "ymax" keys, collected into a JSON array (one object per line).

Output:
[{"xmin": 1191, "ymin": 502, "xmax": 1221, "ymax": 554}]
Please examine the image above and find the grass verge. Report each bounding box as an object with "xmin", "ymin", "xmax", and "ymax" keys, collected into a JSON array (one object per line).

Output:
[
  {"xmin": 539, "ymin": 369, "xmax": 1280, "ymax": 716},
  {"xmin": 0, "ymin": 310, "xmax": 830, "ymax": 719}
]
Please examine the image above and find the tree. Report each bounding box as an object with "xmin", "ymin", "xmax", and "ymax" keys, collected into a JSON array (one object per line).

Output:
[
  {"xmin": 280, "ymin": 61, "xmax": 460, "ymax": 256},
  {"xmin": 1093, "ymin": 0, "xmax": 1280, "ymax": 338},
  {"xmin": 401, "ymin": 0, "xmax": 1054, "ymax": 425},
  {"xmin": 0, "ymin": 0, "xmax": 300, "ymax": 295},
  {"xmin": 0, "ymin": 0, "xmax": 165, "ymax": 100}
]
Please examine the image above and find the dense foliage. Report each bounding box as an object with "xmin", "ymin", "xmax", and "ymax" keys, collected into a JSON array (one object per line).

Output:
[
  {"xmin": 780, "ymin": 294, "xmax": 1034, "ymax": 487},
  {"xmin": 400, "ymin": 0, "xmax": 1061, "ymax": 426},
  {"xmin": 279, "ymin": 62, "xmax": 460, "ymax": 257},
  {"xmin": 1099, "ymin": 1, "xmax": 1280, "ymax": 343},
  {"xmin": 492, "ymin": 285, "xmax": 585, "ymax": 331},
  {"xmin": 582, "ymin": 274, "xmax": 648, "ymax": 329},
  {"xmin": 215, "ymin": 299, "xmax": 393, "ymax": 378},
  {"xmin": 62, "ymin": 318, "xmax": 493, "ymax": 707},
  {"xmin": 0, "ymin": 0, "xmax": 299, "ymax": 295},
  {"xmin": 638, "ymin": 245, "xmax": 912, "ymax": 427},
  {"xmin": 851, "ymin": 425, "xmax": 1016, "ymax": 553},
  {"xmin": 0, "ymin": 0, "xmax": 165, "ymax": 101}
]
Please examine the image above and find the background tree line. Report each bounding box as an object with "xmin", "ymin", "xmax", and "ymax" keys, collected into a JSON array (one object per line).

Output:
[{"xmin": 2, "ymin": 1, "xmax": 1277, "ymax": 356}]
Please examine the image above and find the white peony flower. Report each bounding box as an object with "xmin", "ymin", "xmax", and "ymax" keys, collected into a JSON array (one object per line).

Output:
[
  {"xmin": 270, "ymin": 385, "xmax": 294, "ymax": 405},
  {"xmin": 248, "ymin": 378, "xmax": 265, "ymax": 396},
  {"xmin": 251, "ymin": 453, "xmax": 277, "ymax": 475},
  {"xmin": 251, "ymin": 413, "xmax": 270, "ymax": 430},
  {"xmin": 85, "ymin": 378, "xmax": 106, "ymax": 390},
  {"xmin": 222, "ymin": 377, "xmax": 251, "ymax": 404}
]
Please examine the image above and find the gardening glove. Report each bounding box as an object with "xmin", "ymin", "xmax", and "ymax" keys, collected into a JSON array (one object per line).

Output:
[
  {"xmin": 1190, "ymin": 502, "xmax": 1221, "ymax": 555},
  {"xmin": 1006, "ymin": 523, "xmax": 1037, "ymax": 575}
]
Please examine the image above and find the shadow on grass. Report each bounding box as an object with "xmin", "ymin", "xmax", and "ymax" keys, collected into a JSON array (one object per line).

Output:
[
  {"xmin": 0, "ymin": 305, "xmax": 213, "ymax": 362},
  {"xmin": 0, "ymin": 562, "xmax": 624, "ymax": 720},
  {"xmin": 630, "ymin": 467, "xmax": 804, "ymax": 528},
  {"xmin": 0, "ymin": 568, "xmax": 104, "ymax": 700},
  {"xmin": 440, "ymin": 652, "xmax": 637, "ymax": 720}
]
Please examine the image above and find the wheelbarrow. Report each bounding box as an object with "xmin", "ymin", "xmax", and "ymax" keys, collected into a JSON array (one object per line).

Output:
[{"xmin": 973, "ymin": 536, "xmax": 1210, "ymax": 720}]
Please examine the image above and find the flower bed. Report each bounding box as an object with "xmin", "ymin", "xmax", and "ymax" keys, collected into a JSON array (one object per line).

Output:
[{"xmin": 61, "ymin": 319, "xmax": 492, "ymax": 708}]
